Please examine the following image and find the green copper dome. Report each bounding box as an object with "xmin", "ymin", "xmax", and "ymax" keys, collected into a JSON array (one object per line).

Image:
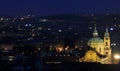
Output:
[
  {"xmin": 88, "ymin": 37, "xmax": 103, "ymax": 44},
  {"xmin": 88, "ymin": 37, "xmax": 103, "ymax": 48},
  {"xmin": 88, "ymin": 24, "xmax": 103, "ymax": 45}
]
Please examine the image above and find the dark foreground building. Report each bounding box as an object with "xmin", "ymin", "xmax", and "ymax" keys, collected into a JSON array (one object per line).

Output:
[{"xmin": 0, "ymin": 60, "xmax": 120, "ymax": 71}]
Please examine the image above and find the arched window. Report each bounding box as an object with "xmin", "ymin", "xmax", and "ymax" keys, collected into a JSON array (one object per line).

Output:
[
  {"xmin": 106, "ymin": 38, "xmax": 108, "ymax": 40},
  {"xmin": 100, "ymin": 48, "xmax": 101, "ymax": 52},
  {"xmin": 106, "ymin": 42, "xmax": 108, "ymax": 46},
  {"xmin": 106, "ymin": 52, "xmax": 108, "ymax": 54}
]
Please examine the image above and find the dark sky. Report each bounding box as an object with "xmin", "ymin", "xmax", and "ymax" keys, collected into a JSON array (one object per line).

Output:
[{"xmin": 0, "ymin": 0, "xmax": 120, "ymax": 16}]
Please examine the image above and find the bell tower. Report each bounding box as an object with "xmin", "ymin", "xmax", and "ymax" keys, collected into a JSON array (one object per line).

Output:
[
  {"xmin": 104, "ymin": 27, "xmax": 111, "ymax": 64},
  {"xmin": 93, "ymin": 24, "xmax": 98, "ymax": 37}
]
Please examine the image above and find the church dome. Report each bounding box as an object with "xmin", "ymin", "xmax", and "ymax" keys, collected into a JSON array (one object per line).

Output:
[
  {"xmin": 88, "ymin": 37, "xmax": 103, "ymax": 47},
  {"xmin": 88, "ymin": 24, "xmax": 104, "ymax": 47},
  {"xmin": 88, "ymin": 37, "xmax": 103, "ymax": 44}
]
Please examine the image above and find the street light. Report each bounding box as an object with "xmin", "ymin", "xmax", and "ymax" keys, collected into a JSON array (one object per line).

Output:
[
  {"xmin": 114, "ymin": 54, "xmax": 120, "ymax": 59},
  {"xmin": 114, "ymin": 54, "xmax": 120, "ymax": 64}
]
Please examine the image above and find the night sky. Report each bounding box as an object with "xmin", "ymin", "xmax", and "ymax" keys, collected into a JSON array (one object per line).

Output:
[{"xmin": 0, "ymin": 0, "xmax": 120, "ymax": 16}]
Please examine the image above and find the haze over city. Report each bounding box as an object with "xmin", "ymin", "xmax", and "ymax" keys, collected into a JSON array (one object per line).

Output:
[{"xmin": 0, "ymin": 0, "xmax": 120, "ymax": 16}]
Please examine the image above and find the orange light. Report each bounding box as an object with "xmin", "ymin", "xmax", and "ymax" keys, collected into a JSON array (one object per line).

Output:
[{"xmin": 114, "ymin": 54, "xmax": 120, "ymax": 59}]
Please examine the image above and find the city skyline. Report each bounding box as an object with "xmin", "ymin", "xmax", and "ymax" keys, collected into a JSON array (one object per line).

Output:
[{"xmin": 0, "ymin": 1, "xmax": 120, "ymax": 70}]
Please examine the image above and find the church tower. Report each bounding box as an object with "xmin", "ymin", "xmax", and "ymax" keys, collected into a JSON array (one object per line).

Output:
[
  {"xmin": 104, "ymin": 27, "xmax": 111, "ymax": 64},
  {"xmin": 93, "ymin": 24, "xmax": 98, "ymax": 37},
  {"xmin": 81, "ymin": 25, "xmax": 112, "ymax": 64}
]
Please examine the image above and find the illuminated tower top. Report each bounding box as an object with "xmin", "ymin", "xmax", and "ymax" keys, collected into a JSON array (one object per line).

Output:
[
  {"xmin": 93, "ymin": 24, "xmax": 98, "ymax": 37},
  {"xmin": 104, "ymin": 27, "xmax": 110, "ymax": 37}
]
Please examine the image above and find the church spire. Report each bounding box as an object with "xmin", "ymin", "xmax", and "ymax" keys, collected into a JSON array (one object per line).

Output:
[
  {"xmin": 104, "ymin": 26, "xmax": 110, "ymax": 37},
  {"xmin": 93, "ymin": 24, "xmax": 98, "ymax": 37}
]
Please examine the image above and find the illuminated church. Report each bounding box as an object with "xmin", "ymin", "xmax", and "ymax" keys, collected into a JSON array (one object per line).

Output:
[{"xmin": 80, "ymin": 25, "xmax": 112, "ymax": 64}]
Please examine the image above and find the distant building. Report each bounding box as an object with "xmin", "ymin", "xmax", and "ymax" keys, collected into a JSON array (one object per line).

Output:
[
  {"xmin": 80, "ymin": 25, "xmax": 112, "ymax": 64},
  {"xmin": 0, "ymin": 43, "xmax": 15, "ymax": 61}
]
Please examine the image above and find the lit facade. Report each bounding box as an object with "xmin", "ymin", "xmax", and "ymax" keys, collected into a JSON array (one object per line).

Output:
[{"xmin": 80, "ymin": 25, "xmax": 112, "ymax": 64}]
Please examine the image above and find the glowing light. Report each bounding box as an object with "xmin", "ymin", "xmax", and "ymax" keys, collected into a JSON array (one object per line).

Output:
[
  {"xmin": 4, "ymin": 48, "xmax": 8, "ymax": 51},
  {"xmin": 110, "ymin": 28, "xmax": 113, "ymax": 31},
  {"xmin": 114, "ymin": 54, "xmax": 120, "ymax": 59},
  {"xmin": 119, "ymin": 25, "xmax": 120, "ymax": 27},
  {"xmin": 25, "ymin": 24, "xmax": 32, "ymax": 27},
  {"xmin": 68, "ymin": 27, "xmax": 72, "ymax": 29},
  {"xmin": 37, "ymin": 48, "xmax": 41, "ymax": 51},
  {"xmin": 21, "ymin": 17, "xmax": 24, "ymax": 20},
  {"xmin": 67, "ymin": 55, "xmax": 70, "ymax": 56},
  {"xmin": 114, "ymin": 25, "xmax": 117, "ymax": 27},
  {"xmin": 48, "ymin": 28, "xmax": 51, "ymax": 30},
  {"xmin": 58, "ymin": 48, "xmax": 63, "ymax": 52},
  {"xmin": 111, "ymin": 43, "xmax": 116, "ymax": 46},
  {"xmin": 65, "ymin": 46, "xmax": 69, "ymax": 50},
  {"xmin": 32, "ymin": 33, "xmax": 35, "ymax": 37},
  {"xmin": 28, "ymin": 14, "xmax": 30, "ymax": 17},
  {"xmin": 25, "ymin": 24, "xmax": 28, "ymax": 27},
  {"xmin": 65, "ymin": 48, "xmax": 68, "ymax": 50},
  {"xmin": 89, "ymin": 27, "xmax": 92, "ymax": 29},
  {"xmin": 114, "ymin": 43, "xmax": 116, "ymax": 46},
  {"xmin": 40, "ymin": 19, "xmax": 48, "ymax": 22},
  {"xmin": 58, "ymin": 29, "xmax": 62, "ymax": 32},
  {"xmin": 56, "ymin": 47, "xmax": 63, "ymax": 52},
  {"xmin": 9, "ymin": 58, "xmax": 13, "ymax": 61},
  {"xmin": 29, "ymin": 24, "xmax": 31, "ymax": 26},
  {"xmin": 9, "ymin": 56, "xmax": 14, "ymax": 61},
  {"xmin": 0, "ymin": 18, "xmax": 4, "ymax": 21},
  {"xmin": 38, "ymin": 27, "xmax": 42, "ymax": 30}
]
